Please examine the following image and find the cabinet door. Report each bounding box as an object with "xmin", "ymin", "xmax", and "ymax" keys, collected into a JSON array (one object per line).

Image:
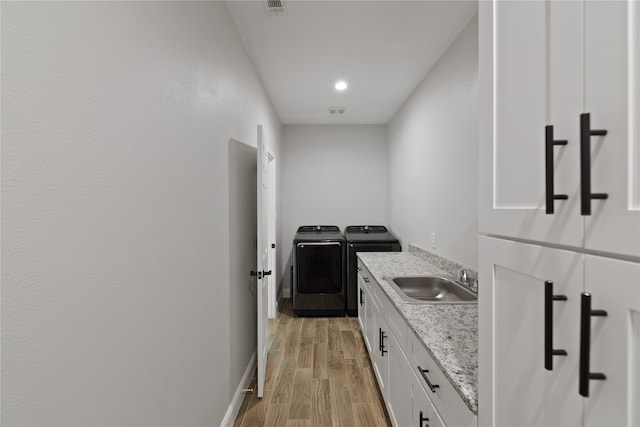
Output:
[
  {"xmin": 583, "ymin": 0, "xmax": 640, "ymax": 257},
  {"xmin": 364, "ymin": 284, "xmax": 376, "ymax": 359},
  {"xmin": 386, "ymin": 332, "xmax": 409, "ymax": 427},
  {"xmin": 479, "ymin": 0, "xmax": 583, "ymax": 246},
  {"xmin": 357, "ymin": 272, "xmax": 370, "ymax": 352},
  {"xmin": 479, "ymin": 237, "xmax": 583, "ymax": 427},
  {"xmin": 370, "ymin": 301, "xmax": 388, "ymax": 394},
  {"xmin": 410, "ymin": 368, "xmax": 446, "ymax": 427},
  {"xmin": 582, "ymin": 256, "xmax": 640, "ymax": 426}
]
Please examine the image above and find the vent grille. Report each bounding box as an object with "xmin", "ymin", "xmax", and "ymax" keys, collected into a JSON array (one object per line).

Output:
[{"xmin": 264, "ymin": 0, "xmax": 287, "ymax": 16}]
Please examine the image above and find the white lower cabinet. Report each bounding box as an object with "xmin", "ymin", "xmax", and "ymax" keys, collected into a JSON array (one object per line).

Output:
[
  {"xmin": 358, "ymin": 260, "xmax": 476, "ymax": 427},
  {"xmin": 371, "ymin": 301, "xmax": 388, "ymax": 395},
  {"xmin": 357, "ymin": 268, "xmax": 372, "ymax": 353},
  {"xmin": 583, "ymin": 255, "xmax": 640, "ymax": 426},
  {"xmin": 479, "ymin": 236, "xmax": 640, "ymax": 427},
  {"xmin": 410, "ymin": 367, "xmax": 446, "ymax": 427},
  {"xmin": 386, "ymin": 330, "xmax": 409, "ymax": 427}
]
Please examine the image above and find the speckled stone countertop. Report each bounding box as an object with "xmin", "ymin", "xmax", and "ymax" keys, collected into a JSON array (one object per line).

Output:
[{"xmin": 357, "ymin": 251, "xmax": 478, "ymax": 414}]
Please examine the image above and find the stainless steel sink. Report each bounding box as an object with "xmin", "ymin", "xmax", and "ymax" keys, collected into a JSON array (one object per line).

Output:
[{"xmin": 385, "ymin": 275, "xmax": 477, "ymax": 304}]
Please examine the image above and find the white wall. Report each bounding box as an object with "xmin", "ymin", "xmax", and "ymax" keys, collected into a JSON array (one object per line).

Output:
[
  {"xmin": 281, "ymin": 125, "xmax": 389, "ymax": 296},
  {"xmin": 388, "ymin": 15, "xmax": 479, "ymax": 269},
  {"xmin": 1, "ymin": 2, "xmax": 281, "ymax": 426}
]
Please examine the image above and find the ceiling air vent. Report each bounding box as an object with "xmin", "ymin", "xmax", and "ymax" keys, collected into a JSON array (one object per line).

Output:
[
  {"xmin": 328, "ymin": 107, "xmax": 346, "ymax": 115},
  {"xmin": 264, "ymin": 0, "xmax": 287, "ymax": 16}
]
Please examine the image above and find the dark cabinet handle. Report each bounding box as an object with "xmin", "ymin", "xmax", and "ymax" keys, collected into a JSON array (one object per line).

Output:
[
  {"xmin": 544, "ymin": 281, "xmax": 568, "ymax": 370},
  {"xmin": 580, "ymin": 113, "xmax": 608, "ymax": 215},
  {"xmin": 364, "ymin": 277, "xmax": 370, "ymax": 283},
  {"xmin": 419, "ymin": 410, "xmax": 429, "ymax": 427},
  {"xmin": 417, "ymin": 366, "xmax": 439, "ymax": 393},
  {"xmin": 579, "ymin": 292, "xmax": 607, "ymax": 397},
  {"xmin": 379, "ymin": 328, "xmax": 387, "ymax": 356},
  {"xmin": 263, "ymin": 270, "xmax": 272, "ymax": 276},
  {"xmin": 250, "ymin": 270, "xmax": 262, "ymax": 279},
  {"xmin": 545, "ymin": 125, "xmax": 569, "ymax": 214},
  {"xmin": 359, "ymin": 288, "xmax": 364, "ymax": 306}
]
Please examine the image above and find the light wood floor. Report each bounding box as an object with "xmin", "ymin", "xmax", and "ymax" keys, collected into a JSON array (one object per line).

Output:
[{"xmin": 233, "ymin": 299, "xmax": 391, "ymax": 427}]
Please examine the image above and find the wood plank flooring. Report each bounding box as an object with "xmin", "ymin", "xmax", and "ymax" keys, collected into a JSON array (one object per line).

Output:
[{"xmin": 233, "ymin": 300, "xmax": 391, "ymax": 427}]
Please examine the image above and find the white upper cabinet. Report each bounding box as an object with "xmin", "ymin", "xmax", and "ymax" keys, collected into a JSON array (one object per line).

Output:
[
  {"xmin": 583, "ymin": 1, "xmax": 640, "ymax": 256},
  {"xmin": 480, "ymin": 0, "xmax": 640, "ymax": 257},
  {"xmin": 479, "ymin": 0, "xmax": 583, "ymax": 247}
]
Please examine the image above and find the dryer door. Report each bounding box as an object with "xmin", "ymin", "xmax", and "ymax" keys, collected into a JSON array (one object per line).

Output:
[{"xmin": 296, "ymin": 242, "xmax": 343, "ymax": 294}]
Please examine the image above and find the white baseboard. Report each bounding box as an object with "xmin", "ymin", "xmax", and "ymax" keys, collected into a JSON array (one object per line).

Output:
[{"xmin": 220, "ymin": 351, "xmax": 256, "ymax": 427}]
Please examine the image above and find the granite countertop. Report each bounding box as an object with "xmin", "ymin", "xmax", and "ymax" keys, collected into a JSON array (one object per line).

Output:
[{"xmin": 357, "ymin": 251, "xmax": 478, "ymax": 414}]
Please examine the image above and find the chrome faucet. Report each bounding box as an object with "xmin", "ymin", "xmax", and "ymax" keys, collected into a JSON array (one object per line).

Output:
[
  {"xmin": 459, "ymin": 269, "xmax": 469, "ymax": 284},
  {"xmin": 459, "ymin": 269, "xmax": 478, "ymax": 293}
]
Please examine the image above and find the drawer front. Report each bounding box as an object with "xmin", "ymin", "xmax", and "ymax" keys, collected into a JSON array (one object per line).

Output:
[
  {"xmin": 367, "ymin": 276, "xmax": 385, "ymax": 312},
  {"xmin": 411, "ymin": 367, "xmax": 446, "ymax": 427},
  {"xmin": 409, "ymin": 332, "xmax": 475, "ymax": 427}
]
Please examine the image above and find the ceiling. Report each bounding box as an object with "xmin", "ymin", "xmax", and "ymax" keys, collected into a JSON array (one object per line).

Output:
[{"xmin": 225, "ymin": 0, "xmax": 478, "ymax": 125}]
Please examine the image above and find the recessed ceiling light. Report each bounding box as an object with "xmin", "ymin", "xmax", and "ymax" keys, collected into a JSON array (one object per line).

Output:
[{"xmin": 334, "ymin": 80, "xmax": 348, "ymax": 91}]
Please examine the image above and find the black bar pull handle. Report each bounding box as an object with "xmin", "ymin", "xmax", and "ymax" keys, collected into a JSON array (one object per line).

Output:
[
  {"xmin": 380, "ymin": 329, "xmax": 387, "ymax": 356},
  {"xmin": 359, "ymin": 288, "xmax": 364, "ymax": 306},
  {"xmin": 545, "ymin": 125, "xmax": 569, "ymax": 214},
  {"xmin": 580, "ymin": 113, "xmax": 608, "ymax": 215},
  {"xmin": 579, "ymin": 292, "xmax": 607, "ymax": 397},
  {"xmin": 417, "ymin": 366, "xmax": 439, "ymax": 393},
  {"xmin": 419, "ymin": 411, "xmax": 429, "ymax": 427},
  {"xmin": 544, "ymin": 281, "xmax": 568, "ymax": 370}
]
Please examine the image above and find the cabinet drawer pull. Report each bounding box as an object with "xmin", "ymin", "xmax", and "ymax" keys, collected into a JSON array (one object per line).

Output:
[
  {"xmin": 417, "ymin": 366, "xmax": 439, "ymax": 393},
  {"xmin": 579, "ymin": 292, "xmax": 607, "ymax": 397},
  {"xmin": 580, "ymin": 113, "xmax": 608, "ymax": 215},
  {"xmin": 419, "ymin": 410, "xmax": 429, "ymax": 427},
  {"xmin": 545, "ymin": 125, "xmax": 569, "ymax": 214},
  {"xmin": 359, "ymin": 288, "xmax": 364, "ymax": 306},
  {"xmin": 544, "ymin": 280, "xmax": 568, "ymax": 370},
  {"xmin": 379, "ymin": 328, "xmax": 387, "ymax": 356}
]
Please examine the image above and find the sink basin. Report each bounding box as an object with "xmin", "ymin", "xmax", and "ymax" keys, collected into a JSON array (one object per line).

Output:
[{"xmin": 386, "ymin": 275, "xmax": 477, "ymax": 304}]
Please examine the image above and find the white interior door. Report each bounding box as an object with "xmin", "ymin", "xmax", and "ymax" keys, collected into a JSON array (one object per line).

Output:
[
  {"xmin": 256, "ymin": 125, "xmax": 270, "ymax": 398},
  {"xmin": 267, "ymin": 152, "xmax": 277, "ymax": 319}
]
